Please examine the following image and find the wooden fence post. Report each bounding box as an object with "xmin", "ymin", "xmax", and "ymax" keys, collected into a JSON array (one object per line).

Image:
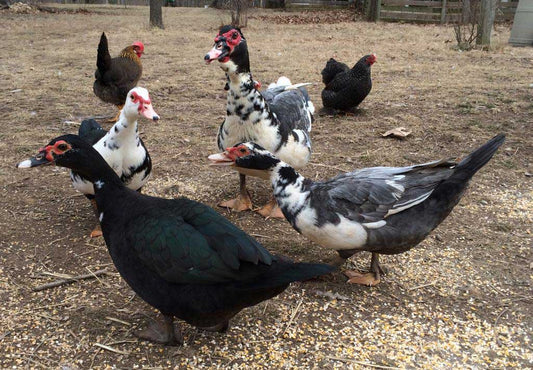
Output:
[
  {"xmin": 367, "ymin": 0, "xmax": 381, "ymax": 21},
  {"xmin": 477, "ymin": 0, "xmax": 497, "ymax": 46},
  {"xmin": 440, "ymin": 0, "xmax": 448, "ymax": 23}
]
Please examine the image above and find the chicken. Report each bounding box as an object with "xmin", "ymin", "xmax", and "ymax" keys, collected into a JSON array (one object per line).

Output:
[
  {"xmin": 93, "ymin": 32, "xmax": 144, "ymax": 121},
  {"xmin": 321, "ymin": 54, "xmax": 376, "ymax": 114}
]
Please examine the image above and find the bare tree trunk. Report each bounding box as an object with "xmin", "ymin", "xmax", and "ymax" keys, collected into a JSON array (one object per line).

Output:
[
  {"xmin": 477, "ymin": 0, "xmax": 496, "ymax": 46},
  {"xmin": 150, "ymin": 0, "xmax": 164, "ymax": 29},
  {"xmin": 230, "ymin": 0, "xmax": 249, "ymax": 27}
]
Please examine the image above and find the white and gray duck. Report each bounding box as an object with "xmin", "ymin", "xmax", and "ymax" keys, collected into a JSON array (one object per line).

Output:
[
  {"xmin": 205, "ymin": 25, "xmax": 315, "ymax": 218},
  {"xmin": 17, "ymin": 134, "xmax": 333, "ymax": 345},
  {"xmin": 209, "ymin": 134, "xmax": 505, "ymax": 286},
  {"xmin": 18, "ymin": 86, "xmax": 159, "ymax": 237}
]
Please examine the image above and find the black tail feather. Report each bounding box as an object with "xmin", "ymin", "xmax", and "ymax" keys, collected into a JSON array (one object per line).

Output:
[
  {"xmin": 452, "ymin": 134, "xmax": 505, "ymax": 182},
  {"xmin": 238, "ymin": 261, "xmax": 335, "ymax": 291},
  {"xmin": 96, "ymin": 32, "xmax": 111, "ymax": 73}
]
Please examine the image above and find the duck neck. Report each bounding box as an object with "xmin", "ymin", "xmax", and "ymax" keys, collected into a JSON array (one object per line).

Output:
[
  {"xmin": 106, "ymin": 113, "xmax": 140, "ymax": 146},
  {"xmin": 270, "ymin": 163, "xmax": 309, "ymax": 226},
  {"xmin": 73, "ymin": 148, "xmax": 125, "ymax": 199},
  {"xmin": 226, "ymin": 71, "xmax": 272, "ymax": 125}
]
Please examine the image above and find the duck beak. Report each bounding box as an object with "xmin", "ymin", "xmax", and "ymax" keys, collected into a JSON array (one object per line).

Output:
[
  {"xmin": 204, "ymin": 42, "xmax": 230, "ymax": 64},
  {"xmin": 208, "ymin": 151, "xmax": 234, "ymax": 166},
  {"xmin": 17, "ymin": 149, "xmax": 51, "ymax": 168},
  {"xmin": 141, "ymin": 103, "xmax": 160, "ymax": 122}
]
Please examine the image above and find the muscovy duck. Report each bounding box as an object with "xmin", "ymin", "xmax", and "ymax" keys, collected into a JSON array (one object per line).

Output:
[
  {"xmin": 18, "ymin": 87, "xmax": 159, "ymax": 238},
  {"xmin": 321, "ymin": 54, "xmax": 376, "ymax": 114},
  {"xmin": 17, "ymin": 134, "xmax": 334, "ymax": 345},
  {"xmin": 93, "ymin": 32, "xmax": 144, "ymax": 122},
  {"xmin": 209, "ymin": 134, "xmax": 505, "ymax": 286},
  {"xmin": 204, "ymin": 25, "xmax": 314, "ymax": 218}
]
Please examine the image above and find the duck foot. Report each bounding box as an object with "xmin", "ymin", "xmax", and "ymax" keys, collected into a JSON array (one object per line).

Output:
[
  {"xmin": 201, "ymin": 320, "xmax": 230, "ymax": 333},
  {"xmin": 218, "ymin": 191, "xmax": 252, "ymax": 212},
  {"xmin": 89, "ymin": 223, "xmax": 103, "ymax": 238},
  {"xmin": 344, "ymin": 271, "xmax": 380, "ymax": 286},
  {"xmin": 256, "ymin": 198, "xmax": 285, "ymax": 219},
  {"xmin": 344, "ymin": 253, "xmax": 383, "ymax": 286},
  {"xmin": 134, "ymin": 315, "xmax": 183, "ymax": 346}
]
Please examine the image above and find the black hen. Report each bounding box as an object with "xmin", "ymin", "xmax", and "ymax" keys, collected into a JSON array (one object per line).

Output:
[
  {"xmin": 321, "ymin": 54, "xmax": 376, "ymax": 113},
  {"xmin": 21, "ymin": 134, "xmax": 334, "ymax": 345}
]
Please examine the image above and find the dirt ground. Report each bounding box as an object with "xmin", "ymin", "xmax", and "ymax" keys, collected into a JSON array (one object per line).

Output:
[{"xmin": 1, "ymin": 4, "xmax": 531, "ymax": 369}]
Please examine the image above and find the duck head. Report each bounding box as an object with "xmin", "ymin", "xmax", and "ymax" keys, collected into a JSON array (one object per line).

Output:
[
  {"xmin": 204, "ymin": 26, "xmax": 250, "ymax": 74},
  {"xmin": 122, "ymin": 87, "xmax": 160, "ymax": 122},
  {"xmin": 17, "ymin": 135, "xmax": 99, "ymax": 177},
  {"xmin": 208, "ymin": 142, "xmax": 280, "ymax": 180}
]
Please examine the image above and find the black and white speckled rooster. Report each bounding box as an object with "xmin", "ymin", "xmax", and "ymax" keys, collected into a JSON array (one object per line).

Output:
[
  {"xmin": 18, "ymin": 87, "xmax": 159, "ymax": 237},
  {"xmin": 205, "ymin": 25, "xmax": 315, "ymax": 218},
  {"xmin": 210, "ymin": 134, "xmax": 505, "ymax": 286},
  {"xmin": 321, "ymin": 54, "xmax": 376, "ymax": 114}
]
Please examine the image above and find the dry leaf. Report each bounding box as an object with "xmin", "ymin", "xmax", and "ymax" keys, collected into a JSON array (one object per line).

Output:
[{"xmin": 382, "ymin": 127, "xmax": 411, "ymax": 139}]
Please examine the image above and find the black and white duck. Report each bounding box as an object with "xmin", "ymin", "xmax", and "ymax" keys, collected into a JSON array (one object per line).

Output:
[
  {"xmin": 321, "ymin": 54, "xmax": 376, "ymax": 114},
  {"xmin": 17, "ymin": 134, "xmax": 333, "ymax": 345},
  {"xmin": 209, "ymin": 134, "xmax": 505, "ymax": 286},
  {"xmin": 18, "ymin": 86, "xmax": 159, "ymax": 237},
  {"xmin": 205, "ymin": 25, "xmax": 314, "ymax": 218}
]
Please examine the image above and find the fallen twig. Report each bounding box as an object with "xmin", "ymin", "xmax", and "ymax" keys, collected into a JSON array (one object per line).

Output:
[
  {"xmin": 281, "ymin": 296, "xmax": 304, "ymax": 336},
  {"xmin": 494, "ymin": 306, "xmax": 511, "ymax": 346},
  {"xmin": 407, "ymin": 281, "xmax": 436, "ymax": 291},
  {"xmin": 249, "ymin": 233, "xmax": 271, "ymax": 239},
  {"xmin": 93, "ymin": 343, "xmax": 130, "ymax": 355},
  {"xmin": 105, "ymin": 317, "xmax": 131, "ymax": 326},
  {"xmin": 32, "ymin": 269, "xmax": 110, "ymax": 292},
  {"xmin": 327, "ymin": 356, "xmax": 401, "ymax": 369}
]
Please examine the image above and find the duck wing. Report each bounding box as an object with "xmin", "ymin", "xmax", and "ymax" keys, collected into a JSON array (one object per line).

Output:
[
  {"xmin": 311, "ymin": 158, "xmax": 457, "ymax": 225},
  {"xmin": 127, "ymin": 198, "xmax": 274, "ymax": 285},
  {"xmin": 78, "ymin": 119, "xmax": 107, "ymax": 146}
]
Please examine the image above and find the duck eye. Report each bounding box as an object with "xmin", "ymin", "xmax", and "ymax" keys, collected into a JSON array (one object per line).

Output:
[
  {"xmin": 130, "ymin": 94, "xmax": 135, "ymax": 100},
  {"xmin": 232, "ymin": 32, "xmax": 238, "ymax": 39},
  {"xmin": 239, "ymin": 148, "xmax": 247, "ymax": 154},
  {"xmin": 57, "ymin": 143, "xmax": 68, "ymax": 151}
]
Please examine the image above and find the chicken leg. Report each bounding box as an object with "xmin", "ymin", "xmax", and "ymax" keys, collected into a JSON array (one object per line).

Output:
[
  {"xmin": 344, "ymin": 253, "xmax": 383, "ymax": 286},
  {"xmin": 106, "ymin": 104, "xmax": 124, "ymax": 123},
  {"xmin": 218, "ymin": 174, "xmax": 252, "ymax": 212},
  {"xmin": 134, "ymin": 314, "xmax": 183, "ymax": 346}
]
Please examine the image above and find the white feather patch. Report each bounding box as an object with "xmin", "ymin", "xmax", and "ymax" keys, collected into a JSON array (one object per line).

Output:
[
  {"xmin": 362, "ymin": 220, "xmax": 386, "ymax": 229},
  {"xmin": 17, "ymin": 159, "xmax": 32, "ymax": 168}
]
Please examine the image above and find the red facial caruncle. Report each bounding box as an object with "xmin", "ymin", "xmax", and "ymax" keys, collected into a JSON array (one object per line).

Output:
[
  {"xmin": 132, "ymin": 41, "xmax": 144, "ymax": 58},
  {"xmin": 205, "ymin": 28, "xmax": 242, "ymax": 64},
  {"xmin": 214, "ymin": 29, "xmax": 241, "ymax": 47},
  {"xmin": 41, "ymin": 140, "xmax": 71, "ymax": 161},
  {"xmin": 130, "ymin": 91, "xmax": 160, "ymax": 121},
  {"xmin": 225, "ymin": 144, "xmax": 250, "ymax": 160}
]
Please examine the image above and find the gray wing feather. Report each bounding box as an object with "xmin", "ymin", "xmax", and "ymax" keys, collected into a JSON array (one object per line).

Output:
[{"xmin": 310, "ymin": 159, "xmax": 457, "ymax": 224}]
